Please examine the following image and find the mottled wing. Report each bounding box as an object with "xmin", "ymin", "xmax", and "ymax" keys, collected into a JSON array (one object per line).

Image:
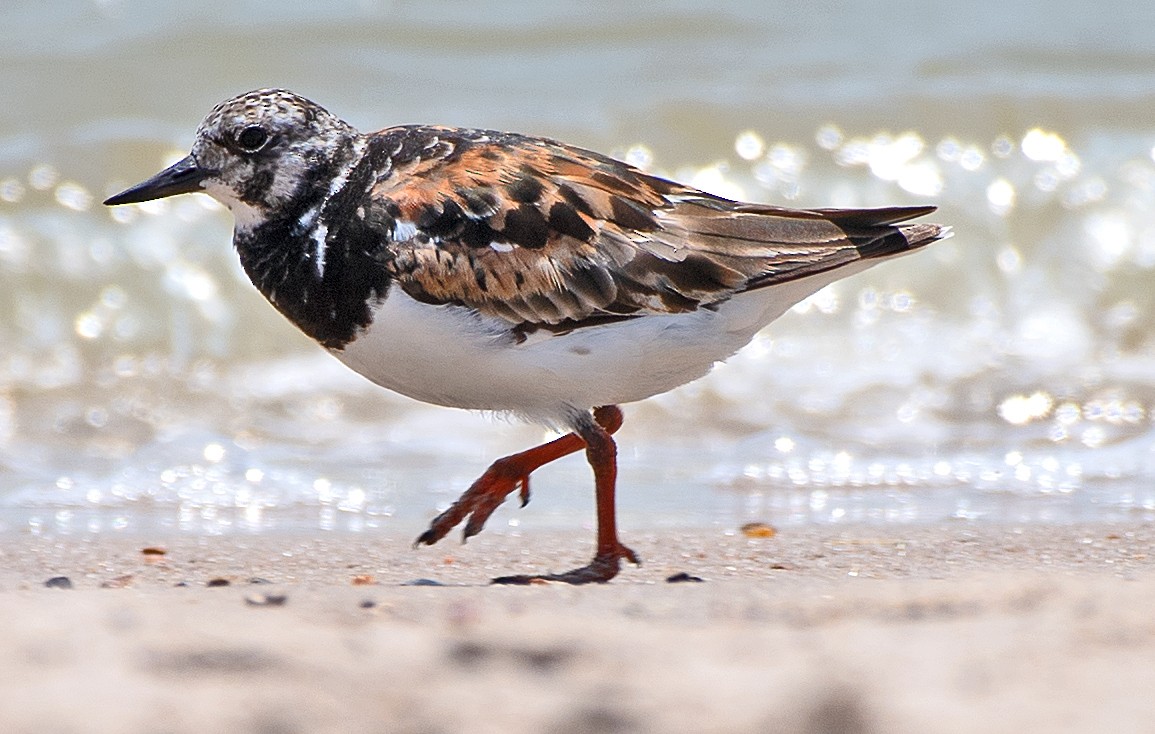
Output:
[{"xmin": 364, "ymin": 126, "xmax": 943, "ymax": 327}]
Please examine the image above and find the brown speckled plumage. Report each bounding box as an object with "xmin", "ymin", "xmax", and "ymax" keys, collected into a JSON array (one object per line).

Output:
[{"xmin": 363, "ymin": 126, "xmax": 940, "ymax": 328}]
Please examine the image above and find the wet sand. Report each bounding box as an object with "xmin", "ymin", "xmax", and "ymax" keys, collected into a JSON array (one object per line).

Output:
[{"xmin": 2, "ymin": 523, "xmax": 1154, "ymax": 733}]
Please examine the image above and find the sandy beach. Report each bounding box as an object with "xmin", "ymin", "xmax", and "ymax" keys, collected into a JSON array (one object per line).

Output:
[
  {"xmin": 2, "ymin": 523, "xmax": 1153, "ymax": 733},
  {"xmin": 7, "ymin": 3, "xmax": 1155, "ymax": 733}
]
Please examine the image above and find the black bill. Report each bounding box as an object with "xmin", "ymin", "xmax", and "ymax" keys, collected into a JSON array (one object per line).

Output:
[{"xmin": 103, "ymin": 155, "xmax": 209, "ymax": 206}]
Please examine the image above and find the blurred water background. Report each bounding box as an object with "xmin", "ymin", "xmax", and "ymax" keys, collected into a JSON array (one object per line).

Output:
[{"xmin": 3, "ymin": 0, "xmax": 1155, "ymax": 538}]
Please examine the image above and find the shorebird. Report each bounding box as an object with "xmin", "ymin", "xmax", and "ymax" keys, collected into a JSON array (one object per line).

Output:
[{"xmin": 106, "ymin": 89, "xmax": 947, "ymax": 583}]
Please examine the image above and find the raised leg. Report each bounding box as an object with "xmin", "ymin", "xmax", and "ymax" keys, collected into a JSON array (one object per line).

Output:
[
  {"xmin": 415, "ymin": 405, "xmax": 623, "ymax": 548},
  {"xmin": 492, "ymin": 409, "xmax": 639, "ymax": 585}
]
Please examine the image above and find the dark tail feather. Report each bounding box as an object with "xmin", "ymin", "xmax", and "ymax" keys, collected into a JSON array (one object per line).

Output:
[
  {"xmin": 816, "ymin": 206, "xmax": 949, "ymax": 259},
  {"xmin": 660, "ymin": 200, "xmax": 949, "ymax": 296},
  {"xmin": 814, "ymin": 205, "xmax": 937, "ymax": 228}
]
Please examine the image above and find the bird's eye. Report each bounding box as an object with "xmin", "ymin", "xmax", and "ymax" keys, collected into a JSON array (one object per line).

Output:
[{"xmin": 235, "ymin": 126, "xmax": 269, "ymax": 152}]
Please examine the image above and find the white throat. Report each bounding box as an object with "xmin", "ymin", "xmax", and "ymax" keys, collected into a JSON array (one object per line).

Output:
[{"xmin": 202, "ymin": 180, "xmax": 266, "ymax": 232}]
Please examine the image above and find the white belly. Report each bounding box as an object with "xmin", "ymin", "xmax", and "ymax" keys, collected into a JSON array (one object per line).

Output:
[{"xmin": 331, "ymin": 264, "xmax": 871, "ymax": 425}]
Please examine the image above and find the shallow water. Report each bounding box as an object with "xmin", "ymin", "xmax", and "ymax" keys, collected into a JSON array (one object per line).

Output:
[{"xmin": 3, "ymin": 1, "xmax": 1155, "ymax": 537}]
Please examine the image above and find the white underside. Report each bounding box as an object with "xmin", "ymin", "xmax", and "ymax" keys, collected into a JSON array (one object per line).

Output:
[{"xmin": 332, "ymin": 262, "xmax": 877, "ymax": 427}]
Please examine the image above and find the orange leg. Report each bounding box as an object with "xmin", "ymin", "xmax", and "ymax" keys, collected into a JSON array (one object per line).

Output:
[{"xmin": 414, "ymin": 405, "xmax": 638, "ymax": 584}]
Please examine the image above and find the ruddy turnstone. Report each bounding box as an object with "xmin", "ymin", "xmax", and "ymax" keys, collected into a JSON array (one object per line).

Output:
[{"xmin": 105, "ymin": 89, "xmax": 948, "ymax": 584}]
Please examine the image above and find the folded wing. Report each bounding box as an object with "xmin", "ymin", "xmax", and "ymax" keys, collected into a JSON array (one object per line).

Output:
[{"xmin": 366, "ymin": 127, "xmax": 946, "ymax": 328}]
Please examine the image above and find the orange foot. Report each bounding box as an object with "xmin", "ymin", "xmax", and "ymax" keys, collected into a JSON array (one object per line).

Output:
[
  {"xmin": 491, "ymin": 543, "xmax": 640, "ymax": 585},
  {"xmin": 414, "ymin": 406, "xmax": 624, "ymax": 548},
  {"xmin": 414, "ymin": 453, "xmax": 536, "ymax": 547}
]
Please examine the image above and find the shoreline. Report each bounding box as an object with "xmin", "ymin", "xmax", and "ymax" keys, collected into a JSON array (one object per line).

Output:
[
  {"xmin": 3, "ymin": 523, "xmax": 1153, "ymax": 733},
  {"xmin": 4, "ymin": 521, "xmax": 1151, "ymax": 587}
]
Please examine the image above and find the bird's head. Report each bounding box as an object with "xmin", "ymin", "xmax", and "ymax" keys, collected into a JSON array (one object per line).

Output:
[{"xmin": 105, "ymin": 88, "xmax": 360, "ymax": 229}]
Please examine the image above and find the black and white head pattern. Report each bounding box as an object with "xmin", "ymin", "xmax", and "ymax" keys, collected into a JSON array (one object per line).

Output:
[{"xmin": 190, "ymin": 88, "xmax": 362, "ymax": 230}]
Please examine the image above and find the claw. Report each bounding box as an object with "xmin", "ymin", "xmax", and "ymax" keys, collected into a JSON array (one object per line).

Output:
[
  {"xmin": 622, "ymin": 545, "xmax": 641, "ymax": 566},
  {"xmin": 459, "ymin": 520, "xmax": 478, "ymax": 543}
]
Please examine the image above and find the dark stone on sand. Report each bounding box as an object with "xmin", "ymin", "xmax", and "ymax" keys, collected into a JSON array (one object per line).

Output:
[{"xmin": 402, "ymin": 578, "xmax": 445, "ymax": 586}]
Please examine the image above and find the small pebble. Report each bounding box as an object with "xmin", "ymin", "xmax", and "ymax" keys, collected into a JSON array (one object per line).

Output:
[
  {"xmin": 402, "ymin": 578, "xmax": 445, "ymax": 587},
  {"xmin": 666, "ymin": 572, "xmax": 705, "ymax": 583},
  {"xmin": 244, "ymin": 593, "xmax": 287, "ymax": 607},
  {"xmin": 359, "ymin": 599, "xmax": 377, "ymax": 609},
  {"xmin": 44, "ymin": 576, "xmax": 73, "ymax": 589},
  {"xmin": 741, "ymin": 522, "xmax": 778, "ymax": 539},
  {"xmin": 206, "ymin": 578, "xmax": 231, "ymax": 587}
]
